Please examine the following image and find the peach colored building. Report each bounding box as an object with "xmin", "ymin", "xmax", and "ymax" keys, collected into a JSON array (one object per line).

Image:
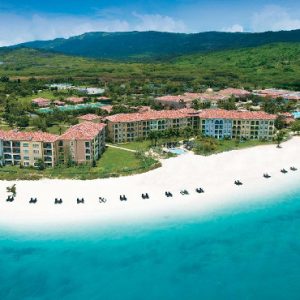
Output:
[
  {"xmin": 58, "ymin": 122, "xmax": 106, "ymax": 164},
  {"xmin": 32, "ymin": 98, "xmax": 51, "ymax": 108},
  {"xmin": 0, "ymin": 130, "xmax": 58, "ymax": 167},
  {"xmin": 106, "ymin": 109, "xmax": 199, "ymax": 143}
]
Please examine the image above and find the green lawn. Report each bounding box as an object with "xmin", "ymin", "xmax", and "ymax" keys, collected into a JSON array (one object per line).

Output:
[
  {"xmin": 118, "ymin": 140, "xmax": 152, "ymax": 151},
  {"xmin": 17, "ymin": 90, "xmax": 69, "ymax": 105},
  {"xmin": 0, "ymin": 147, "xmax": 160, "ymax": 180}
]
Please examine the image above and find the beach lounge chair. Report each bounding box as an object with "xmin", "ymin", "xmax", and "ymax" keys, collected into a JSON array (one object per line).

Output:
[
  {"xmin": 263, "ymin": 173, "xmax": 271, "ymax": 178},
  {"xmin": 29, "ymin": 198, "xmax": 37, "ymax": 204},
  {"xmin": 77, "ymin": 198, "xmax": 84, "ymax": 204},
  {"xmin": 120, "ymin": 195, "xmax": 127, "ymax": 201},
  {"xmin": 281, "ymin": 169, "xmax": 288, "ymax": 174},
  {"xmin": 180, "ymin": 190, "xmax": 189, "ymax": 195},
  {"xmin": 290, "ymin": 167, "xmax": 297, "ymax": 171},
  {"xmin": 99, "ymin": 197, "xmax": 107, "ymax": 203},
  {"xmin": 55, "ymin": 198, "xmax": 63, "ymax": 204},
  {"xmin": 6, "ymin": 196, "xmax": 14, "ymax": 202},
  {"xmin": 234, "ymin": 180, "xmax": 243, "ymax": 186}
]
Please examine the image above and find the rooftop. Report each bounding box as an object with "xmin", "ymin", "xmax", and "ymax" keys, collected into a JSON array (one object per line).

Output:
[
  {"xmin": 78, "ymin": 114, "xmax": 102, "ymax": 121},
  {"xmin": 199, "ymin": 109, "xmax": 277, "ymax": 120},
  {"xmin": 59, "ymin": 121, "xmax": 106, "ymax": 140},
  {"xmin": 66, "ymin": 97, "xmax": 85, "ymax": 104},
  {"xmin": 106, "ymin": 108, "xmax": 197, "ymax": 123},
  {"xmin": 0, "ymin": 130, "xmax": 59, "ymax": 142}
]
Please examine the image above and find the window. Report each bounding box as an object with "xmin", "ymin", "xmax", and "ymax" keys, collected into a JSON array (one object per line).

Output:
[
  {"xmin": 23, "ymin": 149, "xmax": 29, "ymax": 154},
  {"xmin": 23, "ymin": 143, "xmax": 29, "ymax": 147},
  {"xmin": 33, "ymin": 150, "xmax": 39, "ymax": 154},
  {"xmin": 85, "ymin": 142, "xmax": 90, "ymax": 148},
  {"xmin": 24, "ymin": 156, "xmax": 29, "ymax": 160},
  {"xmin": 33, "ymin": 144, "xmax": 39, "ymax": 148},
  {"xmin": 23, "ymin": 162, "xmax": 30, "ymax": 166}
]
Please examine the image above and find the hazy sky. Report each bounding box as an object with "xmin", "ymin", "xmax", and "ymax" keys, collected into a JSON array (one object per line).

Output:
[{"xmin": 0, "ymin": 0, "xmax": 300, "ymax": 46}]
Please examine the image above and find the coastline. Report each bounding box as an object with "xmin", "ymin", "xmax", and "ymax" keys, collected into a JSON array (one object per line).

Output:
[{"xmin": 0, "ymin": 137, "xmax": 300, "ymax": 232}]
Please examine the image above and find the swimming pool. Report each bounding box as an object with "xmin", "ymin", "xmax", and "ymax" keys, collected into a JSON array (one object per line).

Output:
[
  {"xmin": 168, "ymin": 148, "xmax": 186, "ymax": 155},
  {"xmin": 37, "ymin": 102, "xmax": 108, "ymax": 113},
  {"xmin": 293, "ymin": 112, "xmax": 300, "ymax": 119}
]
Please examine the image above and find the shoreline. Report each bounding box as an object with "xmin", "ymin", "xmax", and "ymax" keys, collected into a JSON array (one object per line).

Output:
[{"xmin": 0, "ymin": 137, "xmax": 300, "ymax": 232}]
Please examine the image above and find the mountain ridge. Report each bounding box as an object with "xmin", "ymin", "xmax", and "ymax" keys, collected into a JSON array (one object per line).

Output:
[{"xmin": 7, "ymin": 29, "xmax": 300, "ymax": 61}]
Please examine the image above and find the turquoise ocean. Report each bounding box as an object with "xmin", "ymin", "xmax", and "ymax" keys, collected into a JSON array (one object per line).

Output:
[{"xmin": 1, "ymin": 186, "xmax": 300, "ymax": 300}]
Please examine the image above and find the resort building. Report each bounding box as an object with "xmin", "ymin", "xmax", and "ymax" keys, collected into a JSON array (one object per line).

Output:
[
  {"xmin": 32, "ymin": 98, "xmax": 51, "ymax": 108},
  {"xmin": 65, "ymin": 97, "xmax": 85, "ymax": 104},
  {"xmin": 105, "ymin": 108, "xmax": 276, "ymax": 143},
  {"xmin": 253, "ymin": 89, "xmax": 300, "ymax": 102},
  {"xmin": 58, "ymin": 122, "xmax": 106, "ymax": 164},
  {"xmin": 106, "ymin": 109, "xmax": 199, "ymax": 143},
  {"xmin": 0, "ymin": 130, "xmax": 59, "ymax": 167},
  {"xmin": 199, "ymin": 109, "xmax": 276, "ymax": 140},
  {"xmin": 154, "ymin": 88, "xmax": 251, "ymax": 109},
  {"xmin": 218, "ymin": 88, "xmax": 252, "ymax": 99}
]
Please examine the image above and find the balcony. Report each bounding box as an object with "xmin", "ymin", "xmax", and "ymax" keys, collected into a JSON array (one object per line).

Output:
[
  {"xmin": 12, "ymin": 142, "xmax": 20, "ymax": 148},
  {"xmin": 44, "ymin": 150, "xmax": 53, "ymax": 156}
]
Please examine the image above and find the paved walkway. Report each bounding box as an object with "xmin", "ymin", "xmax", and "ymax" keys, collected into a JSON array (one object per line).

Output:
[{"xmin": 106, "ymin": 144, "xmax": 137, "ymax": 153}]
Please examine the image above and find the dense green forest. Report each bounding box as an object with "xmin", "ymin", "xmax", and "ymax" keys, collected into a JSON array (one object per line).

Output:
[
  {"xmin": 0, "ymin": 43, "xmax": 300, "ymax": 89},
  {"xmin": 11, "ymin": 30, "xmax": 300, "ymax": 60}
]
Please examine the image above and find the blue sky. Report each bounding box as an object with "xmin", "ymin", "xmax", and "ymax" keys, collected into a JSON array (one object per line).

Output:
[{"xmin": 0, "ymin": 0, "xmax": 300, "ymax": 46}]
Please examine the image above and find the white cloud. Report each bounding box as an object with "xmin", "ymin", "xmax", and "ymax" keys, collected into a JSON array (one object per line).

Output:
[
  {"xmin": 0, "ymin": 12, "xmax": 186, "ymax": 46},
  {"xmin": 133, "ymin": 12, "xmax": 186, "ymax": 32},
  {"xmin": 252, "ymin": 5, "xmax": 300, "ymax": 32},
  {"xmin": 222, "ymin": 24, "xmax": 244, "ymax": 33}
]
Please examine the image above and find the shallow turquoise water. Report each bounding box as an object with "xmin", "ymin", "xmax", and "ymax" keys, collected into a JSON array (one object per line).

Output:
[{"xmin": 1, "ymin": 187, "xmax": 300, "ymax": 300}]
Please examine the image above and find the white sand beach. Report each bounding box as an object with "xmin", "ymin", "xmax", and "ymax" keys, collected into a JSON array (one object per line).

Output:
[{"xmin": 0, "ymin": 137, "xmax": 300, "ymax": 231}]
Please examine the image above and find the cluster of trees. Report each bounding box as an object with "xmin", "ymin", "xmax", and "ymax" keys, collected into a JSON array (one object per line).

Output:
[
  {"xmin": 147, "ymin": 127, "xmax": 198, "ymax": 146},
  {"xmin": 262, "ymin": 97, "xmax": 297, "ymax": 114}
]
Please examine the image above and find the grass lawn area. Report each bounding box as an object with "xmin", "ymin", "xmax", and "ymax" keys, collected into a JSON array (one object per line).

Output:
[
  {"xmin": 17, "ymin": 90, "xmax": 70, "ymax": 105},
  {"xmin": 118, "ymin": 140, "xmax": 152, "ymax": 151},
  {"xmin": 194, "ymin": 137, "xmax": 275, "ymax": 156},
  {"xmin": 0, "ymin": 147, "xmax": 160, "ymax": 180}
]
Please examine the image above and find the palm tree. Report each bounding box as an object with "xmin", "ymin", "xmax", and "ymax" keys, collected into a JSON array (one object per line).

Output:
[
  {"xmin": 275, "ymin": 130, "xmax": 285, "ymax": 148},
  {"xmin": 148, "ymin": 131, "xmax": 159, "ymax": 147}
]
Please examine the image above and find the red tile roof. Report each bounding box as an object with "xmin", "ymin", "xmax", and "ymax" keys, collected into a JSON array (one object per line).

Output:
[
  {"xmin": 0, "ymin": 130, "xmax": 58, "ymax": 142},
  {"xmin": 66, "ymin": 97, "xmax": 85, "ymax": 103},
  {"xmin": 54, "ymin": 100, "xmax": 65, "ymax": 106},
  {"xmin": 78, "ymin": 114, "xmax": 101, "ymax": 121},
  {"xmin": 106, "ymin": 108, "xmax": 197, "ymax": 123},
  {"xmin": 199, "ymin": 109, "xmax": 277, "ymax": 120},
  {"xmin": 96, "ymin": 96, "xmax": 111, "ymax": 101},
  {"xmin": 59, "ymin": 122, "xmax": 106, "ymax": 140},
  {"xmin": 155, "ymin": 95, "xmax": 184, "ymax": 102},
  {"xmin": 218, "ymin": 88, "xmax": 251, "ymax": 97},
  {"xmin": 32, "ymin": 98, "xmax": 51, "ymax": 107}
]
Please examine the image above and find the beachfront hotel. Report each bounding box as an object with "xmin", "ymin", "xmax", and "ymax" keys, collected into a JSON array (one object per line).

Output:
[
  {"xmin": 106, "ymin": 109, "xmax": 276, "ymax": 143},
  {"xmin": 0, "ymin": 121, "xmax": 106, "ymax": 167},
  {"xmin": 105, "ymin": 109, "xmax": 199, "ymax": 143},
  {"xmin": 58, "ymin": 122, "xmax": 106, "ymax": 164},
  {"xmin": 199, "ymin": 110, "xmax": 276, "ymax": 140},
  {"xmin": 0, "ymin": 130, "xmax": 58, "ymax": 167}
]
